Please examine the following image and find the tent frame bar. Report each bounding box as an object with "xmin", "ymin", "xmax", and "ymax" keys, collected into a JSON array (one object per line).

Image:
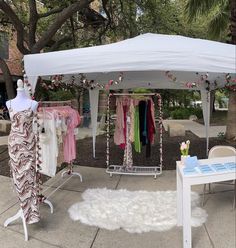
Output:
[{"xmin": 111, "ymin": 93, "xmax": 157, "ymax": 96}]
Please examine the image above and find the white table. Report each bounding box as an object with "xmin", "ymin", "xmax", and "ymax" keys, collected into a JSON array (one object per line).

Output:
[{"xmin": 176, "ymin": 156, "xmax": 236, "ymax": 248}]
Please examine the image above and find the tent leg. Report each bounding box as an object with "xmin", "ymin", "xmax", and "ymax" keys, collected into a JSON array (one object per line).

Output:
[
  {"xmin": 89, "ymin": 89, "xmax": 99, "ymax": 158},
  {"xmin": 200, "ymin": 89, "xmax": 210, "ymax": 157}
]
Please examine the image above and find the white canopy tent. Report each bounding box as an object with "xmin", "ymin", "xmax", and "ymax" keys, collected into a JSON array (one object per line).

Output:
[{"xmin": 23, "ymin": 33, "xmax": 236, "ymax": 158}]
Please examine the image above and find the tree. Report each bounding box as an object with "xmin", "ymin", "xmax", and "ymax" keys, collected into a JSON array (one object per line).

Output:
[
  {"xmin": 0, "ymin": 0, "xmax": 108, "ymax": 98},
  {"xmin": 185, "ymin": 0, "xmax": 236, "ymax": 140},
  {"xmin": 0, "ymin": 56, "xmax": 14, "ymax": 98}
]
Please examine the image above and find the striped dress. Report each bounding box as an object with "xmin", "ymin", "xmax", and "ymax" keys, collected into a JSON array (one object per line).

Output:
[{"xmin": 8, "ymin": 106, "xmax": 40, "ymax": 224}]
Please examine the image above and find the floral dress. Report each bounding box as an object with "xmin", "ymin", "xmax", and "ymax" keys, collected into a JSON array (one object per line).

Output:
[{"xmin": 8, "ymin": 103, "xmax": 40, "ymax": 224}]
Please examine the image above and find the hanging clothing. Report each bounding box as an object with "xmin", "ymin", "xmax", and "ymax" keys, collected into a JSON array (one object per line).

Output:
[
  {"xmin": 37, "ymin": 105, "xmax": 81, "ymax": 173},
  {"xmin": 63, "ymin": 108, "xmax": 81, "ymax": 163},
  {"xmin": 38, "ymin": 112, "xmax": 58, "ymax": 177},
  {"xmin": 114, "ymin": 98, "xmax": 125, "ymax": 146},
  {"xmin": 123, "ymin": 113, "xmax": 133, "ymax": 168},
  {"xmin": 134, "ymin": 105, "xmax": 141, "ymax": 153},
  {"xmin": 147, "ymin": 99, "xmax": 156, "ymax": 144},
  {"xmin": 8, "ymin": 104, "xmax": 40, "ymax": 224},
  {"xmin": 139, "ymin": 101, "xmax": 148, "ymax": 146},
  {"xmin": 129, "ymin": 100, "xmax": 135, "ymax": 143},
  {"xmin": 120, "ymin": 105, "xmax": 127, "ymax": 149}
]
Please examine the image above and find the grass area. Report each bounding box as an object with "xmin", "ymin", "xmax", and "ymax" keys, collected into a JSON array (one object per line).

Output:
[{"xmin": 197, "ymin": 110, "xmax": 227, "ymax": 126}]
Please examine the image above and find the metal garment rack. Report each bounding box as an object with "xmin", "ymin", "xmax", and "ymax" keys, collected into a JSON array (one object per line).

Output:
[
  {"xmin": 106, "ymin": 93, "xmax": 163, "ymax": 178},
  {"xmin": 38, "ymin": 100, "xmax": 83, "ymax": 181}
]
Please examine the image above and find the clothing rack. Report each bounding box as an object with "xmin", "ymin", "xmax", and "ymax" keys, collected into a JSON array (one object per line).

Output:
[
  {"xmin": 39, "ymin": 100, "xmax": 72, "ymax": 106},
  {"xmin": 39, "ymin": 100, "xmax": 82, "ymax": 180},
  {"xmin": 106, "ymin": 93, "xmax": 163, "ymax": 178}
]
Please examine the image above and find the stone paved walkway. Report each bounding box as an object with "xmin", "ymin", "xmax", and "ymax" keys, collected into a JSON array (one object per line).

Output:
[
  {"xmin": 0, "ymin": 168, "xmax": 235, "ymax": 248},
  {"xmin": 163, "ymin": 120, "xmax": 226, "ymax": 138}
]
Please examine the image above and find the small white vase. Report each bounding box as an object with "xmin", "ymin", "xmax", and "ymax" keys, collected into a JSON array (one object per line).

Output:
[{"xmin": 181, "ymin": 155, "xmax": 190, "ymax": 165}]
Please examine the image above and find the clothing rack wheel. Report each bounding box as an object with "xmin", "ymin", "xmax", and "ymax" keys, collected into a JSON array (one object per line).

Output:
[{"xmin": 4, "ymin": 209, "xmax": 28, "ymax": 241}]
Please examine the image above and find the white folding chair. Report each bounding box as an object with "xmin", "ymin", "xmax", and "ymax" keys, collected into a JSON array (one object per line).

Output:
[{"xmin": 202, "ymin": 145, "xmax": 236, "ymax": 208}]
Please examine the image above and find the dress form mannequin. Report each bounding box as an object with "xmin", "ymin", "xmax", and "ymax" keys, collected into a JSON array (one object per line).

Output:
[
  {"xmin": 6, "ymin": 79, "xmax": 38, "ymax": 112},
  {"xmin": 5, "ymin": 79, "xmax": 53, "ymax": 241}
]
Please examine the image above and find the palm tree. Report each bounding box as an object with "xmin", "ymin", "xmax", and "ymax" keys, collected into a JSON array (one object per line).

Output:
[{"xmin": 185, "ymin": 0, "xmax": 236, "ymax": 140}]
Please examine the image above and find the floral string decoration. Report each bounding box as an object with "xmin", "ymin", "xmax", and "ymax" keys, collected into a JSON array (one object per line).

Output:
[
  {"xmin": 165, "ymin": 71, "xmax": 217, "ymax": 90},
  {"xmin": 79, "ymin": 72, "xmax": 124, "ymax": 90},
  {"xmin": 50, "ymin": 74, "xmax": 64, "ymax": 89},
  {"xmin": 157, "ymin": 93, "xmax": 163, "ymax": 168},
  {"xmin": 185, "ymin": 82, "xmax": 198, "ymax": 88},
  {"xmin": 23, "ymin": 74, "xmax": 33, "ymax": 99},
  {"xmin": 105, "ymin": 72, "xmax": 124, "ymax": 91},
  {"xmin": 180, "ymin": 140, "xmax": 190, "ymax": 156},
  {"xmin": 225, "ymin": 73, "xmax": 236, "ymax": 92}
]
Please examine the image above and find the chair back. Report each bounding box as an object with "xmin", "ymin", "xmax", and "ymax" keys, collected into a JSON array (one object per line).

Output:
[{"xmin": 208, "ymin": 145, "xmax": 236, "ymax": 158}]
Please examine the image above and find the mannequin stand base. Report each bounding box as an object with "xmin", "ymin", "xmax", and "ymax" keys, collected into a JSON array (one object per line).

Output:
[
  {"xmin": 4, "ymin": 199, "xmax": 53, "ymax": 241},
  {"xmin": 4, "ymin": 209, "xmax": 28, "ymax": 241},
  {"xmin": 61, "ymin": 170, "xmax": 83, "ymax": 182}
]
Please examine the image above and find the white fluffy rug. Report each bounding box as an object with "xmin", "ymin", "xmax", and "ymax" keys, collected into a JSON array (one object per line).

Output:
[{"xmin": 68, "ymin": 188, "xmax": 207, "ymax": 233}]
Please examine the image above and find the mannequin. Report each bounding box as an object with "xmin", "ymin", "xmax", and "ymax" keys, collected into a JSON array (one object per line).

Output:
[
  {"xmin": 6, "ymin": 79, "xmax": 38, "ymax": 112},
  {"xmin": 4, "ymin": 79, "xmax": 40, "ymax": 240},
  {"xmin": 4, "ymin": 79, "xmax": 53, "ymax": 241}
]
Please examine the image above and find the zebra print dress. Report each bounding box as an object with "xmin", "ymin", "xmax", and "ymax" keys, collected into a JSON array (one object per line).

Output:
[{"xmin": 8, "ymin": 106, "xmax": 40, "ymax": 224}]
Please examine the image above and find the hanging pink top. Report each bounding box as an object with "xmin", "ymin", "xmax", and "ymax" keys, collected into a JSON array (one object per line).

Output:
[{"xmin": 63, "ymin": 107, "xmax": 81, "ymax": 163}]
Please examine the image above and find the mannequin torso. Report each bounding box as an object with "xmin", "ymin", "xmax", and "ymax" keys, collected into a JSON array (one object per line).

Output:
[
  {"xmin": 6, "ymin": 79, "xmax": 38, "ymax": 113},
  {"xmin": 7, "ymin": 79, "xmax": 40, "ymax": 225}
]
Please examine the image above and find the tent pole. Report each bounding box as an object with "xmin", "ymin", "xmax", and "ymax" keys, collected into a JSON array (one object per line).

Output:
[
  {"xmin": 201, "ymin": 89, "xmax": 210, "ymax": 157},
  {"xmin": 89, "ymin": 89, "xmax": 99, "ymax": 158},
  {"xmin": 206, "ymin": 91, "xmax": 210, "ymax": 157}
]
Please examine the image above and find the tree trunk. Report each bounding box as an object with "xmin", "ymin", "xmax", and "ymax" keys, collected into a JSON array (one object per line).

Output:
[
  {"xmin": 226, "ymin": 91, "xmax": 236, "ymax": 140},
  {"xmin": 210, "ymin": 90, "xmax": 215, "ymax": 116},
  {"xmin": 230, "ymin": 0, "xmax": 236, "ymax": 44},
  {"xmin": 0, "ymin": 57, "xmax": 15, "ymax": 99},
  {"xmin": 225, "ymin": 0, "xmax": 236, "ymax": 140}
]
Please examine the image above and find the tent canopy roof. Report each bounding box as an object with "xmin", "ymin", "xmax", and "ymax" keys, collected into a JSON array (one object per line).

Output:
[
  {"xmin": 23, "ymin": 33, "xmax": 235, "ymax": 157},
  {"xmin": 24, "ymin": 33, "xmax": 235, "ymax": 77}
]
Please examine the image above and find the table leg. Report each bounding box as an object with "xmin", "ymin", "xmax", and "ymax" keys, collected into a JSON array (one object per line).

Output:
[
  {"xmin": 183, "ymin": 183, "xmax": 191, "ymax": 248},
  {"xmin": 177, "ymin": 168, "xmax": 183, "ymax": 226}
]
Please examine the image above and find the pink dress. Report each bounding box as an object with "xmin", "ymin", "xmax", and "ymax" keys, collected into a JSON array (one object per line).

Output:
[{"xmin": 63, "ymin": 108, "xmax": 81, "ymax": 163}]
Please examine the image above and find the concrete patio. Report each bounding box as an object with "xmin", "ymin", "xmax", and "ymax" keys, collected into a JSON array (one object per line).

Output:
[{"xmin": 0, "ymin": 166, "xmax": 235, "ymax": 248}]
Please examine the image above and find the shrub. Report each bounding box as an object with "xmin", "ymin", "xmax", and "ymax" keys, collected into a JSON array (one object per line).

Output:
[
  {"xmin": 48, "ymin": 90, "xmax": 74, "ymax": 101},
  {"xmin": 189, "ymin": 107, "xmax": 203, "ymax": 119},
  {"xmin": 170, "ymin": 107, "xmax": 202, "ymax": 119},
  {"xmin": 170, "ymin": 108, "xmax": 189, "ymax": 119}
]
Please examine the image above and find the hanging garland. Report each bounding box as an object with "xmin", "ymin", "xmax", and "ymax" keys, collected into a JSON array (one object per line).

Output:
[
  {"xmin": 164, "ymin": 71, "xmax": 215, "ymax": 91},
  {"xmin": 156, "ymin": 93, "xmax": 163, "ymax": 169},
  {"xmin": 23, "ymin": 74, "xmax": 33, "ymax": 99},
  {"xmin": 106, "ymin": 93, "xmax": 111, "ymax": 167},
  {"xmin": 225, "ymin": 74, "xmax": 236, "ymax": 92},
  {"xmin": 78, "ymin": 72, "xmax": 124, "ymax": 90}
]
